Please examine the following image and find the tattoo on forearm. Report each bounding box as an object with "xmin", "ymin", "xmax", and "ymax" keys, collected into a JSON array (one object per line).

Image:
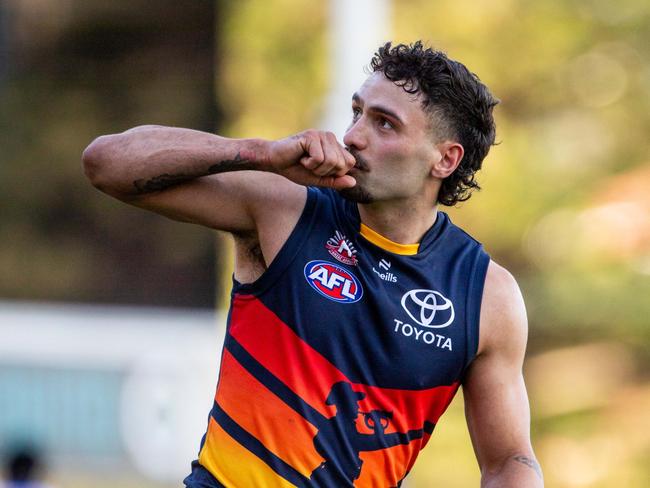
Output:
[
  {"xmin": 513, "ymin": 455, "xmax": 543, "ymax": 479},
  {"xmin": 207, "ymin": 151, "xmax": 251, "ymax": 174},
  {"xmin": 133, "ymin": 173, "xmax": 193, "ymax": 193},
  {"xmin": 133, "ymin": 151, "xmax": 251, "ymax": 193}
]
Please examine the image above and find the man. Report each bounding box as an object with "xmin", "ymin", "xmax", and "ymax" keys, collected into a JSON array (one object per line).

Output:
[{"xmin": 83, "ymin": 41, "xmax": 542, "ymax": 487}]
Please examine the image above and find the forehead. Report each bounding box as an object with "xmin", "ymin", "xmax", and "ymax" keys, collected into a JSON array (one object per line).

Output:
[{"xmin": 353, "ymin": 72, "xmax": 428, "ymax": 125}]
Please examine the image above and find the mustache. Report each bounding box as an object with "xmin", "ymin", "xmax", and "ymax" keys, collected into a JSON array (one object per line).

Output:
[{"xmin": 346, "ymin": 148, "xmax": 369, "ymax": 171}]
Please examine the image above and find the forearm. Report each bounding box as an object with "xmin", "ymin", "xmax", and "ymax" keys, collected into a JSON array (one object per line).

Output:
[
  {"xmin": 481, "ymin": 454, "xmax": 543, "ymax": 488},
  {"xmin": 82, "ymin": 125, "xmax": 268, "ymax": 196}
]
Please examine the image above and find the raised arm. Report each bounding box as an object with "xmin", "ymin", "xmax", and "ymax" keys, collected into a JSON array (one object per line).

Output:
[
  {"xmin": 463, "ymin": 261, "xmax": 543, "ymax": 487},
  {"xmin": 81, "ymin": 125, "xmax": 356, "ymax": 233}
]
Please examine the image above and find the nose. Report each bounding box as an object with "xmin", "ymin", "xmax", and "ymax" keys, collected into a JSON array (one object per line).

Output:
[{"xmin": 343, "ymin": 119, "xmax": 367, "ymax": 152}]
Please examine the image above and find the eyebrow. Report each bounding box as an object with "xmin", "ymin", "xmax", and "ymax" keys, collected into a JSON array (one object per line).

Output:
[{"xmin": 352, "ymin": 93, "xmax": 405, "ymax": 125}]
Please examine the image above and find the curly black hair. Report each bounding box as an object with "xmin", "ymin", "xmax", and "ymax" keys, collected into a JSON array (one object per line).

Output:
[{"xmin": 370, "ymin": 41, "xmax": 499, "ymax": 206}]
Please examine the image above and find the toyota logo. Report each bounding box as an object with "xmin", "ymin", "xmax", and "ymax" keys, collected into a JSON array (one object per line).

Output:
[{"xmin": 400, "ymin": 289, "xmax": 455, "ymax": 328}]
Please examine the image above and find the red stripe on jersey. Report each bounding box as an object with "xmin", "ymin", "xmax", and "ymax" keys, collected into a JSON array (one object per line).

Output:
[{"xmin": 229, "ymin": 294, "xmax": 459, "ymax": 433}]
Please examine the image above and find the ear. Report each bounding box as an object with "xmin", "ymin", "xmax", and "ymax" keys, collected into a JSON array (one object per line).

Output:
[{"xmin": 431, "ymin": 142, "xmax": 464, "ymax": 179}]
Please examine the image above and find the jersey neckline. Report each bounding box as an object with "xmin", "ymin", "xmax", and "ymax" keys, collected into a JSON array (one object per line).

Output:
[
  {"xmin": 342, "ymin": 196, "xmax": 448, "ymax": 257},
  {"xmin": 358, "ymin": 223, "xmax": 420, "ymax": 255}
]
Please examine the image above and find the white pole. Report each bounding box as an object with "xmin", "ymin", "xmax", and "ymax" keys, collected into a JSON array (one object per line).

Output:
[{"xmin": 322, "ymin": 0, "xmax": 391, "ymax": 139}]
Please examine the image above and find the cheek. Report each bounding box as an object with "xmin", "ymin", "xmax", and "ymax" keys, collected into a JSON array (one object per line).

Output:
[
  {"xmin": 375, "ymin": 140, "xmax": 410, "ymax": 166},
  {"xmin": 380, "ymin": 142, "xmax": 430, "ymax": 177}
]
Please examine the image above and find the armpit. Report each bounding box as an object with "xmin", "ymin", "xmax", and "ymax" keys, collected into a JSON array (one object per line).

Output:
[{"xmin": 233, "ymin": 233, "xmax": 267, "ymax": 284}]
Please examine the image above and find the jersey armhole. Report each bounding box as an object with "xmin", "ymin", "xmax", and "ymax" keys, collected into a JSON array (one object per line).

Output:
[
  {"xmin": 232, "ymin": 187, "xmax": 320, "ymax": 296},
  {"xmin": 462, "ymin": 249, "xmax": 490, "ymax": 375}
]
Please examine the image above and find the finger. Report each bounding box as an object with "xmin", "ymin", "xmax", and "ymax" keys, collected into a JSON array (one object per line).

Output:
[
  {"xmin": 301, "ymin": 132, "xmax": 324, "ymax": 170},
  {"xmin": 282, "ymin": 164, "xmax": 356, "ymax": 190},
  {"xmin": 319, "ymin": 132, "xmax": 347, "ymax": 176},
  {"xmin": 316, "ymin": 174, "xmax": 357, "ymax": 190},
  {"xmin": 333, "ymin": 145, "xmax": 353, "ymax": 176},
  {"xmin": 343, "ymin": 147, "xmax": 356, "ymax": 168},
  {"xmin": 333, "ymin": 174, "xmax": 356, "ymax": 189},
  {"xmin": 336, "ymin": 135, "xmax": 357, "ymax": 176},
  {"xmin": 300, "ymin": 156, "xmax": 325, "ymax": 176},
  {"xmin": 328, "ymin": 134, "xmax": 350, "ymax": 176},
  {"xmin": 310, "ymin": 132, "xmax": 338, "ymax": 176}
]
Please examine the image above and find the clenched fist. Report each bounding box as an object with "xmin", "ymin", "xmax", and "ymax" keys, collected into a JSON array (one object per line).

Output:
[{"xmin": 262, "ymin": 130, "xmax": 357, "ymax": 190}]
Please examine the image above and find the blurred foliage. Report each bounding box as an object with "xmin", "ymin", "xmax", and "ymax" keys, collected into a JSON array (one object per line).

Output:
[
  {"xmin": 0, "ymin": 0, "xmax": 220, "ymax": 307},
  {"xmin": 218, "ymin": 0, "xmax": 328, "ymax": 138}
]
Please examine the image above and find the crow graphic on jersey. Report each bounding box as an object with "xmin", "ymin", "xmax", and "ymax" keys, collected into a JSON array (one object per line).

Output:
[{"xmin": 309, "ymin": 382, "xmax": 433, "ymax": 487}]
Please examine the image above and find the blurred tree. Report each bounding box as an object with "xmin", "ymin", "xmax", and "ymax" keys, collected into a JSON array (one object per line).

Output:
[
  {"xmin": 391, "ymin": 0, "xmax": 650, "ymax": 353},
  {"xmin": 0, "ymin": 0, "xmax": 221, "ymax": 307}
]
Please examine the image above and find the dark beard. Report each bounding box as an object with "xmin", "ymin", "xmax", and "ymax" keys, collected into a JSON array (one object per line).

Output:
[
  {"xmin": 338, "ymin": 149, "xmax": 373, "ymax": 203},
  {"xmin": 337, "ymin": 185, "xmax": 374, "ymax": 204}
]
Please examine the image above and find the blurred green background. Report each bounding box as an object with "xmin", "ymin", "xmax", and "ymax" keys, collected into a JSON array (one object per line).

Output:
[{"xmin": 1, "ymin": 0, "xmax": 649, "ymax": 486}]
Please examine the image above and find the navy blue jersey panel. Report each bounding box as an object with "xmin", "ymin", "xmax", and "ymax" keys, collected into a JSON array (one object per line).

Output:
[{"xmin": 237, "ymin": 187, "xmax": 489, "ymax": 390}]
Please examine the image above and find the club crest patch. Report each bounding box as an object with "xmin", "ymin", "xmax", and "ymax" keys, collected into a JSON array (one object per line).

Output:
[{"xmin": 325, "ymin": 230, "xmax": 358, "ymax": 266}]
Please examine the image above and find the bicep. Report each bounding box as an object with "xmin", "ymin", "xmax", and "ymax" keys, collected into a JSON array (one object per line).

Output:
[
  {"xmin": 463, "ymin": 355, "xmax": 532, "ymax": 470},
  {"xmin": 463, "ymin": 262, "xmax": 534, "ymax": 472},
  {"xmin": 122, "ymin": 171, "xmax": 306, "ymax": 234}
]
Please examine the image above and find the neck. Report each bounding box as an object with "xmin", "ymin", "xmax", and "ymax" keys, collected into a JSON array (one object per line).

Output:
[{"xmin": 357, "ymin": 199, "xmax": 438, "ymax": 245}]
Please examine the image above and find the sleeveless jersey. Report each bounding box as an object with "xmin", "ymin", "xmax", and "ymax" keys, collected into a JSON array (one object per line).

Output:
[{"xmin": 185, "ymin": 187, "xmax": 490, "ymax": 488}]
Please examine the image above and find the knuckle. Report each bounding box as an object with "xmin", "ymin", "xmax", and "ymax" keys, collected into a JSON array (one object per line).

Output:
[
  {"xmin": 302, "ymin": 158, "xmax": 316, "ymax": 169},
  {"xmin": 302, "ymin": 129, "xmax": 317, "ymax": 142}
]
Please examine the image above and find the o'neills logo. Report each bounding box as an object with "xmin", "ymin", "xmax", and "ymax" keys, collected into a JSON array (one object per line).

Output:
[
  {"xmin": 326, "ymin": 230, "xmax": 358, "ymax": 266},
  {"xmin": 304, "ymin": 260, "xmax": 363, "ymax": 303},
  {"xmin": 372, "ymin": 267, "xmax": 397, "ymax": 283}
]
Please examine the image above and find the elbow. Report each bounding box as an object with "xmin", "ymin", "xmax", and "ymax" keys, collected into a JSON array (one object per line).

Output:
[
  {"xmin": 82, "ymin": 135, "xmax": 118, "ymax": 192},
  {"xmin": 480, "ymin": 452, "xmax": 543, "ymax": 488}
]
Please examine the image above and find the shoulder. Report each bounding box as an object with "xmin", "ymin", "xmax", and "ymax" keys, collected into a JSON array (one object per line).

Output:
[{"xmin": 476, "ymin": 260, "xmax": 528, "ymax": 359}]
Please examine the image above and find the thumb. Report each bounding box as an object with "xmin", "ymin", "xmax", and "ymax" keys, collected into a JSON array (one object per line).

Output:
[{"xmin": 315, "ymin": 174, "xmax": 356, "ymax": 190}]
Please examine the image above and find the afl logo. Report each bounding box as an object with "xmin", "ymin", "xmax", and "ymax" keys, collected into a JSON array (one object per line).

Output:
[
  {"xmin": 304, "ymin": 260, "xmax": 363, "ymax": 303},
  {"xmin": 401, "ymin": 289, "xmax": 455, "ymax": 328}
]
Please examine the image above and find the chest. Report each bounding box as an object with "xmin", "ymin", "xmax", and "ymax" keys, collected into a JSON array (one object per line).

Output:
[{"xmin": 258, "ymin": 225, "xmax": 470, "ymax": 389}]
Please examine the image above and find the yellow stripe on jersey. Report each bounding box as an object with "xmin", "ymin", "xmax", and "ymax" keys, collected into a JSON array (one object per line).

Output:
[
  {"xmin": 215, "ymin": 349, "xmax": 322, "ymax": 476},
  {"xmin": 359, "ymin": 223, "xmax": 419, "ymax": 255},
  {"xmin": 198, "ymin": 416, "xmax": 298, "ymax": 488}
]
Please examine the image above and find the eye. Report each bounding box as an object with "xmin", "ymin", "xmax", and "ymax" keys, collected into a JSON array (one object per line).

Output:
[
  {"xmin": 351, "ymin": 107, "xmax": 361, "ymax": 121},
  {"xmin": 378, "ymin": 117, "xmax": 394, "ymax": 130}
]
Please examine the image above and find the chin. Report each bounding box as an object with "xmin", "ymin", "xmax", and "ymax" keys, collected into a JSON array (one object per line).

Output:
[{"xmin": 337, "ymin": 186, "xmax": 374, "ymax": 204}]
